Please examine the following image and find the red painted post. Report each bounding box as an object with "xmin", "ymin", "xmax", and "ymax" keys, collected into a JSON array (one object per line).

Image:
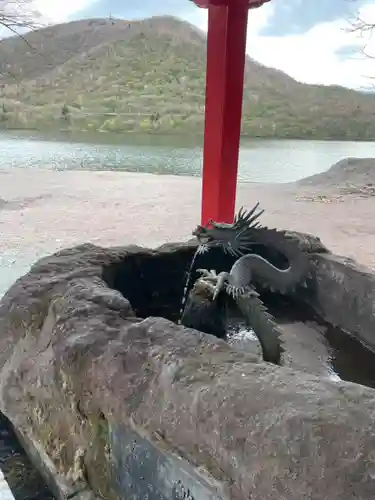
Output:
[{"xmin": 201, "ymin": 0, "xmax": 249, "ymax": 225}]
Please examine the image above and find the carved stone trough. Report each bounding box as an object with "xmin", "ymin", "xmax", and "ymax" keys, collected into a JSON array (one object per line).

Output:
[{"xmin": 0, "ymin": 235, "xmax": 375, "ymax": 500}]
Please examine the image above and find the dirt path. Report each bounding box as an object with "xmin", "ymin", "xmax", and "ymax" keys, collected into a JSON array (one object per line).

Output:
[{"xmin": 1, "ymin": 168, "xmax": 374, "ymax": 271}]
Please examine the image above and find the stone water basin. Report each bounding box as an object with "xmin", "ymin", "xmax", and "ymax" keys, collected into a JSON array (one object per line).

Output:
[
  {"xmin": 227, "ymin": 295, "xmax": 375, "ymax": 387},
  {"xmin": 0, "ymin": 236, "xmax": 375, "ymax": 500},
  {"xmin": 180, "ymin": 236, "xmax": 375, "ymax": 385}
]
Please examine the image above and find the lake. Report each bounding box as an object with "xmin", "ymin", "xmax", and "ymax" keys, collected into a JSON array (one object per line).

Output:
[{"xmin": 2, "ymin": 130, "xmax": 375, "ymax": 182}]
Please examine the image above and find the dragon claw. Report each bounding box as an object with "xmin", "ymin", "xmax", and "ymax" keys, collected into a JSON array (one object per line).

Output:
[
  {"xmin": 225, "ymin": 284, "xmax": 259, "ymax": 300},
  {"xmin": 196, "ymin": 269, "xmax": 221, "ymax": 290},
  {"xmin": 196, "ymin": 269, "xmax": 260, "ymax": 301},
  {"xmin": 225, "ymin": 284, "xmax": 238, "ymax": 299},
  {"xmin": 196, "ymin": 268, "xmax": 209, "ymax": 276}
]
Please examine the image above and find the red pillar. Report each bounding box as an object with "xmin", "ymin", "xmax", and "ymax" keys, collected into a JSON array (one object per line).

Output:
[{"xmin": 201, "ymin": 0, "xmax": 249, "ymax": 225}]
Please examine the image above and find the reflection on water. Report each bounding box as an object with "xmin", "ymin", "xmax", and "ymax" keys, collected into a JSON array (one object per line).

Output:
[{"xmin": 2, "ymin": 130, "xmax": 375, "ymax": 182}]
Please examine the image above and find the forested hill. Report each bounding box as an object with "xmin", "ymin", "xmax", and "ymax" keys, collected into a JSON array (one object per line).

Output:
[{"xmin": 1, "ymin": 15, "xmax": 374, "ymax": 139}]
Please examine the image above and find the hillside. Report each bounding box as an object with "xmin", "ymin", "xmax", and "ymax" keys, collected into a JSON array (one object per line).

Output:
[{"xmin": 1, "ymin": 16, "xmax": 375, "ymax": 139}]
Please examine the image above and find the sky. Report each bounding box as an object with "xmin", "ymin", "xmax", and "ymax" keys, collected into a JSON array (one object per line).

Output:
[{"xmin": 27, "ymin": 0, "xmax": 375, "ymax": 89}]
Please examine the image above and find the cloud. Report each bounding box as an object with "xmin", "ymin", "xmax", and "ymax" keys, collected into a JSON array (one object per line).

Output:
[
  {"xmin": 259, "ymin": 0, "xmax": 371, "ymax": 37},
  {"xmin": 33, "ymin": 0, "xmax": 95, "ymax": 23},
  {"xmin": 245, "ymin": 2, "xmax": 375, "ymax": 89},
  {"xmin": 187, "ymin": 2, "xmax": 375, "ymax": 89},
  {"xmin": 32, "ymin": 0, "xmax": 375, "ymax": 89},
  {"xmin": 189, "ymin": 2, "xmax": 375, "ymax": 89},
  {"xmin": 61, "ymin": 0, "xmax": 195, "ymax": 22}
]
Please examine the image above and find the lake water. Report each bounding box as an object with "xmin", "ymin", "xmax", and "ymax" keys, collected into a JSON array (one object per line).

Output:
[{"xmin": 2, "ymin": 130, "xmax": 375, "ymax": 182}]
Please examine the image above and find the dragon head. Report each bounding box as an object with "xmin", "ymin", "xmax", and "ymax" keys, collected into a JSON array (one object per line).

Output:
[{"xmin": 192, "ymin": 203, "xmax": 264, "ymax": 257}]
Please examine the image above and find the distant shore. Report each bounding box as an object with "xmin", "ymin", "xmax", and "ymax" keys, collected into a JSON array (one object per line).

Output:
[
  {"xmin": 1, "ymin": 160, "xmax": 374, "ymax": 284},
  {"xmin": 4, "ymin": 126, "xmax": 375, "ymax": 142}
]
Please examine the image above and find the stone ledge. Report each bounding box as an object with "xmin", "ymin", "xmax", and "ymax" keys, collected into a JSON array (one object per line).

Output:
[
  {"xmin": 13, "ymin": 427, "xmax": 97, "ymax": 500},
  {"xmin": 305, "ymin": 253, "xmax": 375, "ymax": 351}
]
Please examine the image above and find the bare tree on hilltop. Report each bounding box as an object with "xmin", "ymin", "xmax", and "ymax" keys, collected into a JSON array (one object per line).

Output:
[
  {"xmin": 0, "ymin": 0, "xmax": 43, "ymax": 82},
  {"xmin": 347, "ymin": 1, "xmax": 375, "ymax": 60},
  {"xmin": 0, "ymin": 0, "xmax": 41, "ymax": 35}
]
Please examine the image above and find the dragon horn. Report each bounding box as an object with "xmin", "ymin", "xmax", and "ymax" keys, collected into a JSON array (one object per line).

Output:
[
  {"xmin": 234, "ymin": 207, "xmax": 244, "ymax": 223},
  {"xmin": 236, "ymin": 203, "xmax": 264, "ymax": 226},
  {"xmin": 242, "ymin": 202, "xmax": 260, "ymax": 220},
  {"xmin": 235, "ymin": 205, "xmax": 251, "ymax": 222},
  {"xmin": 247, "ymin": 202, "xmax": 260, "ymax": 215},
  {"xmin": 236, "ymin": 205, "xmax": 255, "ymax": 222},
  {"xmin": 247, "ymin": 209, "xmax": 265, "ymax": 226}
]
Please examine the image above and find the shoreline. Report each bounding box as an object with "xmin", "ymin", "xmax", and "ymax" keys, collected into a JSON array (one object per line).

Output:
[{"xmin": 3, "ymin": 127, "xmax": 375, "ymax": 144}]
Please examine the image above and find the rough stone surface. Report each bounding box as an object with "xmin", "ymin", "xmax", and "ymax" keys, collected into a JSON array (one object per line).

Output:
[
  {"xmin": 297, "ymin": 157, "xmax": 375, "ymax": 187},
  {"xmin": 303, "ymin": 252, "xmax": 375, "ymax": 351},
  {"xmin": 284, "ymin": 230, "xmax": 329, "ymax": 254},
  {"xmin": 1, "ymin": 242, "xmax": 375, "ymax": 499}
]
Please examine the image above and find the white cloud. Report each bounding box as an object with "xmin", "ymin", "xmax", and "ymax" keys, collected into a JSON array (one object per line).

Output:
[
  {"xmin": 33, "ymin": 0, "xmax": 95, "ymax": 23},
  {"xmin": 246, "ymin": 3, "xmax": 375, "ymax": 89},
  {"xmin": 184, "ymin": 2, "xmax": 375, "ymax": 89},
  {"xmin": 33, "ymin": 0, "xmax": 375, "ymax": 89},
  {"xmin": 183, "ymin": 7, "xmax": 207, "ymax": 31}
]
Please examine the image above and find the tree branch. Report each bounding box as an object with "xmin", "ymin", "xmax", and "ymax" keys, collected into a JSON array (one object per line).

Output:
[
  {"xmin": 0, "ymin": 0, "xmax": 42, "ymax": 31},
  {"xmin": 0, "ymin": 1, "xmax": 47, "ymax": 86},
  {"xmin": 346, "ymin": 8, "xmax": 375, "ymax": 60}
]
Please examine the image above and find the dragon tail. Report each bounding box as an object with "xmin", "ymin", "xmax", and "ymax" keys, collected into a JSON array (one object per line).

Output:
[{"xmin": 235, "ymin": 291, "xmax": 283, "ymax": 365}]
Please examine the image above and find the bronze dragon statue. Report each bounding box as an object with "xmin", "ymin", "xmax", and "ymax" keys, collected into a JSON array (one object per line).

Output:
[
  {"xmin": 190, "ymin": 204, "xmax": 311, "ymax": 364},
  {"xmin": 192, "ymin": 203, "xmax": 310, "ymax": 300}
]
